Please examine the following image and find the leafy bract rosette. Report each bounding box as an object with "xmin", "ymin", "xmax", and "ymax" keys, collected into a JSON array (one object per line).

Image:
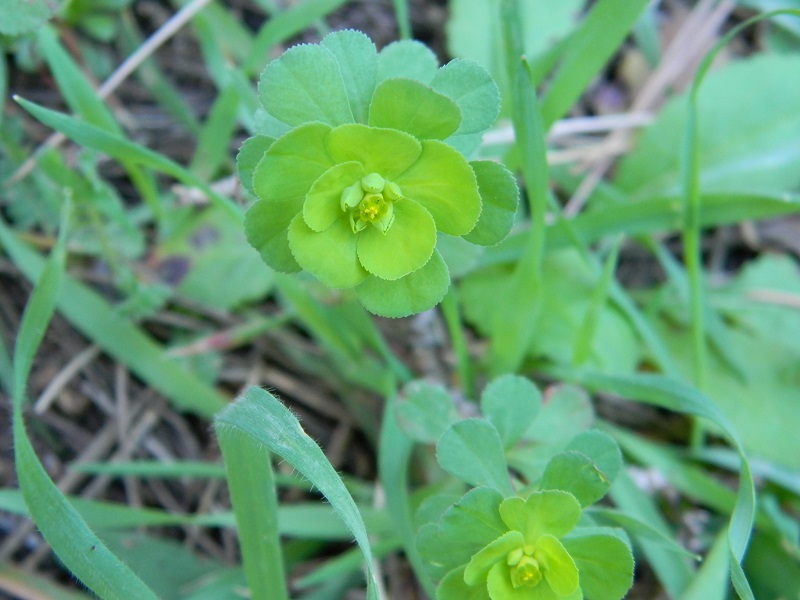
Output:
[
  {"xmin": 418, "ymin": 488, "xmax": 635, "ymax": 600},
  {"xmin": 238, "ymin": 30, "xmax": 519, "ymax": 317}
]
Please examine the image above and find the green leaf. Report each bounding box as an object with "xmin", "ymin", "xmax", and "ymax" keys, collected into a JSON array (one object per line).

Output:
[
  {"xmin": 215, "ymin": 424, "xmax": 287, "ymax": 600},
  {"xmin": 562, "ymin": 529, "xmax": 634, "ymax": 600},
  {"xmin": 215, "ymin": 387, "xmax": 381, "ymax": 600},
  {"xmin": 154, "ymin": 207, "xmax": 272, "ymax": 310},
  {"xmin": 303, "ymin": 161, "xmax": 366, "ymax": 232},
  {"xmin": 368, "ymin": 78, "xmax": 462, "ymax": 140},
  {"xmin": 377, "ymin": 40, "xmax": 439, "ymax": 83},
  {"xmin": 259, "ymin": 43, "xmax": 354, "ymax": 127},
  {"xmin": 566, "ymin": 430, "xmax": 622, "ymax": 485},
  {"xmin": 356, "ymin": 249, "xmax": 450, "ymax": 317},
  {"xmin": 537, "ymin": 534, "xmax": 579, "ymax": 596},
  {"xmin": 463, "ymin": 160, "xmax": 519, "ymax": 246},
  {"xmin": 237, "ymin": 135, "xmax": 274, "ymax": 196},
  {"xmin": 432, "ymin": 59, "xmax": 500, "ymax": 135},
  {"xmin": 357, "ymin": 198, "xmax": 437, "ymax": 280},
  {"xmin": 540, "ymin": 451, "xmax": 611, "ymax": 507},
  {"xmin": 252, "ymin": 122, "xmax": 334, "ymax": 202},
  {"xmin": 0, "ymin": 0, "xmax": 58, "ymax": 35},
  {"xmin": 245, "ymin": 197, "xmax": 303, "ymax": 273},
  {"xmin": 464, "ymin": 530, "xmax": 525, "ymax": 585},
  {"xmin": 499, "ymin": 491, "xmax": 581, "ymax": 541},
  {"xmin": 616, "ymin": 54, "xmax": 800, "ymax": 198},
  {"xmin": 288, "ymin": 215, "xmax": 367, "ymax": 288},
  {"xmin": 327, "ymin": 123, "xmax": 421, "ymax": 179},
  {"xmin": 438, "ymin": 566, "xmax": 489, "ymax": 600},
  {"xmin": 396, "ymin": 140, "xmax": 482, "ymax": 235},
  {"xmin": 436, "ymin": 419, "xmax": 512, "ymax": 495},
  {"xmin": 396, "ymin": 380, "xmax": 458, "ymax": 443},
  {"xmin": 321, "ymin": 29, "xmax": 378, "ymax": 124},
  {"xmin": 479, "ymin": 374, "xmax": 540, "ymax": 449}
]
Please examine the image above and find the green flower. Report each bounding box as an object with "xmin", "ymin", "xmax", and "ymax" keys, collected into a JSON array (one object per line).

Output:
[
  {"xmin": 239, "ymin": 30, "xmax": 519, "ymax": 317},
  {"xmin": 457, "ymin": 491, "xmax": 582, "ymax": 600}
]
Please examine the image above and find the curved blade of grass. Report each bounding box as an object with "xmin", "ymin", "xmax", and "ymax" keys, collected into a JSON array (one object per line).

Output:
[
  {"xmin": 215, "ymin": 386, "xmax": 382, "ymax": 600},
  {"xmin": 215, "ymin": 422, "xmax": 288, "ymax": 600},
  {"xmin": 0, "ymin": 217, "xmax": 227, "ymax": 418},
  {"xmin": 540, "ymin": 0, "xmax": 649, "ymax": 129},
  {"xmin": 13, "ymin": 96, "xmax": 242, "ymax": 221},
  {"xmin": 546, "ymin": 368, "xmax": 756, "ymax": 599},
  {"xmin": 11, "ymin": 202, "xmax": 158, "ymax": 600}
]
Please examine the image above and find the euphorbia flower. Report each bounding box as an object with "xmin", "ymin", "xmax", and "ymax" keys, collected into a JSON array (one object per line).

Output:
[
  {"xmin": 240, "ymin": 30, "xmax": 519, "ymax": 317},
  {"xmin": 439, "ymin": 490, "xmax": 583, "ymax": 600}
]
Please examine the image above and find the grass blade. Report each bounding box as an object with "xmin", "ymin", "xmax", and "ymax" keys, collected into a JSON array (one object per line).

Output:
[
  {"xmin": 215, "ymin": 387, "xmax": 382, "ymax": 600},
  {"xmin": 11, "ymin": 202, "xmax": 158, "ymax": 600},
  {"xmin": 216, "ymin": 423, "xmax": 288, "ymax": 600}
]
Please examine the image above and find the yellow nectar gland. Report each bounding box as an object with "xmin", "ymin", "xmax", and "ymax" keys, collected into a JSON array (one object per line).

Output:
[{"xmin": 340, "ymin": 172, "xmax": 401, "ymax": 234}]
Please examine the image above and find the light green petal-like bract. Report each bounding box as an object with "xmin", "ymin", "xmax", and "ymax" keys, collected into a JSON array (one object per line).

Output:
[
  {"xmin": 395, "ymin": 140, "xmax": 481, "ymax": 236},
  {"xmin": 303, "ymin": 161, "xmax": 366, "ymax": 232},
  {"xmin": 259, "ymin": 43, "xmax": 354, "ymax": 127},
  {"xmin": 431, "ymin": 59, "xmax": 500, "ymax": 135},
  {"xmin": 244, "ymin": 197, "xmax": 303, "ymax": 273},
  {"xmin": 326, "ymin": 123, "xmax": 421, "ymax": 179},
  {"xmin": 437, "ymin": 566, "xmax": 490, "ymax": 600},
  {"xmin": 237, "ymin": 135, "xmax": 274, "ymax": 196},
  {"xmin": 287, "ymin": 214, "xmax": 367, "ymax": 289},
  {"xmin": 536, "ymin": 534, "xmax": 580, "ymax": 597},
  {"xmin": 499, "ymin": 491, "xmax": 582, "ymax": 544},
  {"xmin": 252, "ymin": 122, "xmax": 335, "ymax": 202},
  {"xmin": 356, "ymin": 250, "xmax": 449, "ymax": 318},
  {"xmin": 369, "ymin": 78, "xmax": 462, "ymax": 141},
  {"xmin": 464, "ymin": 530, "xmax": 525, "ymax": 586},
  {"xmin": 357, "ymin": 199, "xmax": 436, "ymax": 280}
]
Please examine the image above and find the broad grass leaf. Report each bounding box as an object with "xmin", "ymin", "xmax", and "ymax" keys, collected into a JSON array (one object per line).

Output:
[
  {"xmin": 356, "ymin": 198, "xmax": 436, "ymax": 280},
  {"xmin": 617, "ymin": 54, "xmax": 800, "ymax": 197},
  {"xmin": 288, "ymin": 215, "xmax": 367, "ymax": 289},
  {"xmin": 436, "ymin": 419, "xmax": 512, "ymax": 495},
  {"xmin": 479, "ymin": 374, "xmax": 541, "ymax": 449},
  {"xmin": 356, "ymin": 249, "xmax": 449, "ymax": 317},
  {"xmin": 463, "ymin": 160, "xmax": 519, "ymax": 246},
  {"xmin": 215, "ymin": 387, "xmax": 381, "ymax": 600},
  {"xmin": 258, "ymin": 43, "xmax": 354, "ymax": 127},
  {"xmin": 395, "ymin": 140, "xmax": 481, "ymax": 236},
  {"xmin": 321, "ymin": 30, "xmax": 378, "ymax": 124},
  {"xmin": 377, "ymin": 40, "xmax": 439, "ymax": 83}
]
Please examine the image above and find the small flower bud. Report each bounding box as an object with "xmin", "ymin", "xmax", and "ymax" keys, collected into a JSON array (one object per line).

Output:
[
  {"xmin": 361, "ymin": 173, "xmax": 385, "ymax": 194},
  {"xmin": 341, "ymin": 182, "xmax": 364, "ymax": 211},
  {"xmin": 384, "ymin": 181, "xmax": 403, "ymax": 202}
]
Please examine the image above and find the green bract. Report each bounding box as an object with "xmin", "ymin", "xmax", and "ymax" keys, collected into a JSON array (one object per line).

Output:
[{"xmin": 240, "ymin": 30, "xmax": 518, "ymax": 317}]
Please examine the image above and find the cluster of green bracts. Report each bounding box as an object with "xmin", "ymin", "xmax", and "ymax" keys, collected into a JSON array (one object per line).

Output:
[{"xmin": 239, "ymin": 30, "xmax": 519, "ymax": 317}]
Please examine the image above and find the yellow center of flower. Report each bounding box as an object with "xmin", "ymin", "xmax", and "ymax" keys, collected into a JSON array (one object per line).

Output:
[{"xmin": 340, "ymin": 173, "xmax": 402, "ymax": 234}]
